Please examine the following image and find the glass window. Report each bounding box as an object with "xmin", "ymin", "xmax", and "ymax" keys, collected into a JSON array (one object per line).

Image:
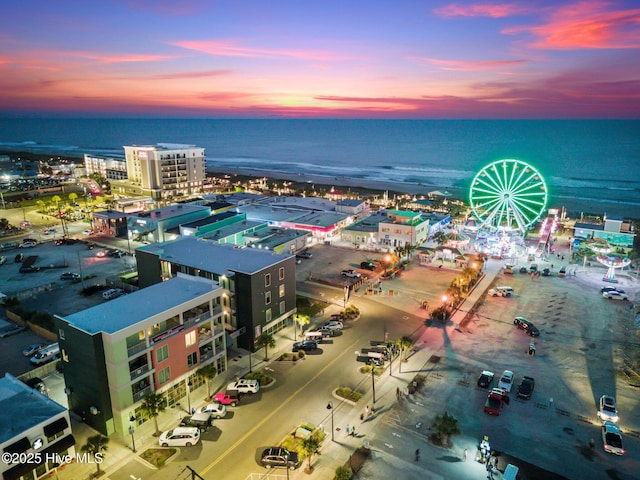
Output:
[
  {"xmin": 265, "ymin": 308, "xmax": 272, "ymax": 323},
  {"xmin": 279, "ymin": 301, "xmax": 286, "ymax": 315},
  {"xmin": 279, "ymin": 267, "xmax": 285, "ymax": 280},
  {"xmin": 158, "ymin": 366, "xmax": 170, "ymax": 384},
  {"xmin": 156, "ymin": 345, "xmax": 168, "ymax": 363},
  {"xmin": 279, "ymin": 285, "xmax": 285, "ymax": 298},
  {"xmin": 187, "ymin": 352, "xmax": 198, "ymax": 368},
  {"xmin": 265, "ymin": 273, "xmax": 271, "ymax": 287},
  {"xmin": 265, "ymin": 291, "xmax": 271, "ymax": 305},
  {"xmin": 185, "ymin": 331, "xmax": 196, "ymax": 347}
]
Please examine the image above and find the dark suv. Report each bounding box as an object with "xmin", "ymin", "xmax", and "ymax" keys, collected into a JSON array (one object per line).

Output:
[
  {"xmin": 514, "ymin": 317, "xmax": 540, "ymax": 337},
  {"xmin": 292, "ymin": 340, "xmax": 318, "ymax": 352},
  {"xmin": 260, "ymin": 447, "xmax": 301, "ymax": 470},
  {"xmin": 360, "ymin": 261, "xmax": 376, "ymax": 271}
]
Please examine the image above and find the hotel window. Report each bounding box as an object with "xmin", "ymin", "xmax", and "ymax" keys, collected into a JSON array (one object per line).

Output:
[
  {"xmin": 265, "ymin": 308, "xmax": 272, "ymax": 323},
  {"xmin": 279, "ymin": 301, "xmax": 286, "ymax": 315},
  {"xmin": 279, "ymin": 267, "xmax": 285, "ymax": 280},
  {"xmin": 265, "ymin": 273, "xmax": 271, "ymax": 287},
  {"xmin": 187, "ymin": 352, "xmax": 198, "ymax": 368},
  {"xmin": 156, "ymin": 345, "xmax": 169, "ymax": 363},
  {"xmin": 158, "ymin": 366, "xmax": 170, "ymax": 385},
  {"xmin": 265, "ymin": 291, "xmax": 272, "ymax": 305},
  {"xmin": 279, "ymin": 284, "xmax": 285, "ymax": 298},
  {"xmin": 185, "ymin": 331, "xmax": 196, "ymax": 347}
]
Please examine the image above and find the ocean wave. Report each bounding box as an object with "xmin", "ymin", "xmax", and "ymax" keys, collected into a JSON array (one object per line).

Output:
[{"xmin": 550, "ymin": 175, "xmax": 640, "ymax": 190}]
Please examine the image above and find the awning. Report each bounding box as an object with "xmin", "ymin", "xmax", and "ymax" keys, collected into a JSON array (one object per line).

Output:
[
  {"xmin": 2, "ymin": 437, "xmax": 30, "ymax": 454},
  {"xmin": 43, "ymin": 417, "xmax": 69, "ymax": 437},
  {"xmin": 2, "ymin": 435, "xmax": 76, "ymax": 480}
]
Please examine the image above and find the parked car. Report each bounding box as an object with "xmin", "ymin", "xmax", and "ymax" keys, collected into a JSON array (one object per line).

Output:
[
  {"xmin": 30, "ymin": 343, "xmax": 60, "ymax": 364},
  {"xmin": 82, "ymin": 229, "xmax": 95, "ymax": 235},
  {"xmin": 519, "ymin": 265, "xmax": 528, "ymax": 273},
  {"xmin": 18, "ymin": 241, "xmax": 37, "ymax": 248},
  {"xmin": 14, "ymin": 253, "xmax": 24, "ymax": 263},
  {"xmin": 529, "ymin": 264, "xmax": 538, "ymax": 273},
  {"xmin": 60, "ymin": 272, "xmax": 81, "ymax": 281},
  {"xmin": 0, "ymin": 323, "xmax": 28, "ymax": 338},
  {"xmin": 488, "ymin": 286, "xmax": 513, "ymax": 297},
  {"xmin": 22, "ymin": 343, "xmax": 47, "ymax": 356},
  {"xmin": 597, "ymin": 395, "xmax": 619, "ymax": 423},
  {"xmin": 498, "ymin": 370, "xmax": 514, "ymax": 392},
  {"xmin": 601, "ymin": 286, "xmax": 625, "ymax": 294},
  {"xmin": 179, "ymin": 413, "xmax": 212, "ymax": 431},
  {"xmin": 484, "ymin": 388, "xmax": 509, "ymax": 416},
  {"xmin": 24, "ymin": 377, "xmax": 47, "ymax": 394},
  {"xmin": 158, "ymin": 427, "xmax": 200, "ymax": 447},
  {"xmin": 227, "ymin": 379, "xmax": 260, "ymax": 394},
  {"xmin": 0, "ymin": 255, "xmax": 7, "ymax": 265},
  {"xmin": 341, "ymin": 269, "xmax": 361, "ymax": 278},
  {"xmin": 322, "ymin": 320, "xmax": 344, "ymax": 331},
  {"xmin": 296, "ymin": 251, "xmax": 313, "ymax": 259},
  {"xmin": 477, "ymin": 370, "xmax": 495, "ymax": 389},
  {"xmin": 314, "ymin": 326, "xmax": 337, "ymax": 337},
  {"xmin": 96, "ymin": 250, "xmax": 107, "ymax": 258},
  {"xmin": 503, "ymin": 264, "xmax": 514, "ymax": 275},
  {"xmin": 213, "ymin": 390, "xmax": 240, "ymax": 406},
  {"xmin": 102, "ymin": 288, "xmax": 124, "ymax": 300},
  {"xmin": 601, "ymin": 421, "xmax": 625, "ymax": 455},
  {"xmin": 360, "ymin": 261, "xmax": 376, "ymax": 271},
  {"xmin": 516, "ymin": 376, "xmax": 535, "ymax": 400},
  {"xmin": 197, "ymin": 403, "xmax": 227, "ymax": 419},
  {"xmin": 514, "ymin": 317, "xmax": 540, "ymax": 337},
  {"xmin": 107, "ymin": 249, "xmax": 124, "ymax": 258},
  {"xmin": 260, "ymin": 447, "xmax": 301, "ymax": 470},
  {"xmin": 292, "ymin": 340, "xmax": 318, "ymax": 352},
  {"xmin": 603, "ymin": 291, "xmax": 628, "ymax": 301}
]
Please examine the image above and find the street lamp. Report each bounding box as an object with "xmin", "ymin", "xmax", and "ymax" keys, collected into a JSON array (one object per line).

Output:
[
  {"xmin": 187, "ymin": 380, "xmax": 193, "ymax": 414},
  {"xmin": 128, "ymin": 415, "xmax": 136, "ymax": 453},
  {"xmin": 326, "ymin": 402, "xmax": 335, "ymax": 442},
  {"xmin": 384, "ymin": 254, "xmax": 392, "ymax": 276},
  {"xmin": 371, "ymin": 368, "xmax": 376, "ymax": 405}
]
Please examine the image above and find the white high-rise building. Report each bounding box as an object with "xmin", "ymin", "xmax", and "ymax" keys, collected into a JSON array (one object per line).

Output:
[{"xmin": 123, "ymin": 143, "xmax": 206, "ymax": 200}]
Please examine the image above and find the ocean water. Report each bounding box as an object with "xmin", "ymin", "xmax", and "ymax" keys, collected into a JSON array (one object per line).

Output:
[{"xmin": 0, "ymin": 118, "xmax": 639, "ymax": 217}]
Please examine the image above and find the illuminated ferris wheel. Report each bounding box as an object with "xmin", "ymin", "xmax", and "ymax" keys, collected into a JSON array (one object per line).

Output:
[{"xmin": 469, "ymin": 159, "xmax": 547, "ymax": 233}]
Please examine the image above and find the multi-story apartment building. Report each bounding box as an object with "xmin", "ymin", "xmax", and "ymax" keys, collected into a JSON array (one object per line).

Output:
[
  {"xmin": 54, "ymin": 274, "xmax": 227, "ymax": 436},
  {"xmin": 123, "ymin": 143, "xmax": 206, "ymax": 200},
  {"xmin": 378, "ymin": 210, "xmax": 430, "ymax": 248},
  {"xmin": 1, "ymin": 374, "xmax": 75, "ymax": 480},
  {"xmin": 84, "ymin": 154, "xmax": 128, "ymax": 180},
  {"xmin": 136, "ymin": 237, "xmax": 297, "ymax": 350}
]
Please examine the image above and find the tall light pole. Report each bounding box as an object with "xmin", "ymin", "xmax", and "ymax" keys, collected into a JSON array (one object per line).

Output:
[
  {"xmin": 187, "ymin": 380, "xmax": 193, "ymax": 414},
  {"xmin": 371, "ymin": 368, "xmax": 376, "ymax": 405},
  {"xmin": 326, "ymin": 402, "xmax": 334, "ymax": 442},
  {"xmin": 128, "ymin": 415, "xmax": 136, "ymax": 453}
]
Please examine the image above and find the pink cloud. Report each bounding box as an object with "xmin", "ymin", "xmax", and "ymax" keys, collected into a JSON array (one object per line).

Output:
[
  {"xmin": 408, "ymin": 56, "xmax": 527, "ymax": 71},
  {"xmin": 434, "ymin": 3, "xmax": 526, "ymax": 18},
  {"xmin": 169, "ymin": 40, "xmax": 359, "ymax": 62},
  {"xmin": 152, "ymin": 70, "xmax": 232, "ymax": 80},
  {"xmin": 503, "ymin": 1, "xmax": 640, "ymax": 49}
]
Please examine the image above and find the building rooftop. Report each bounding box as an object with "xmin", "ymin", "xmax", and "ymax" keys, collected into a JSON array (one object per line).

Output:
[
  {"xmin": 130, "ymin": 204, "xmax": 210, "ymax": 222},
  {"xmin": 259, "ymin": 196, "xmax": 336, "ymax": 211},
  {"xmin": 0, "ymin": 374, "xmax": 66, "ymax": 445},
  {"xmin": 62, "ymin": 274, "xmax": 222, "ymax": 335},
  {"xmin": 140, "ymin": 236, "xmax": 291, "ymax": 276},
  {"xmin": 238, "ymin": 203, "xmax": 309, "ymax": 223},
  {"xmin": 124, "ymin": 143, "xmax": 198, "ymax": 151},
  {"xmin": 345, "ymin": 210, "xmax": 388, "ymax": 232},
  {"xmin": 248, "ymin": 228, "xmax": 310, "ymax": 250},
  {"xmin": 286, "ymin": 211, "xmax": 349, "ymax": 228},
  {"xmin": 178, "ymin": 211, "xmax": 237, "ymax": 229},
  {"xmin": 337, "ymin": 199, "xmax": 366, "ymax": 207}
]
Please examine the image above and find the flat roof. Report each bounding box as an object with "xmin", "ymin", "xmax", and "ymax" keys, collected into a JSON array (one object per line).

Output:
[
  {"xmin": 259, "ymin": 196, "xmax": 336, "ymax": 211},
  {"xmin": 180, "ymin": 211, "xmax": 237, "ymax": 229},
  {"xmin": 288, "ymin": 211, "xmax": 348, "ymax": 228},
  {"xmin": 140, "ymin": 236, "xmax": 290, "ymax": 276},
  {"xmin": 0, "ymin": 374, "xmax": 66, "ymax": 444},
  {"xmin": 337, "ymin": 199, "xmax": 365, "ymax": 206},
  {"xmin": 249, "ymin": 228, "xmax": 309, "ymax": 249},
  {"xmin": 573, "ymin": 222, "xmax": 605, "ymax": 231},
  {"xmin": 62, "ymin": 274, "xmax": 222, "ymax": 335},
  {"xmin": 345, "ymin": 210, "xmax": 388, "ymax": 232},
  {"xmin": 130, "ymin": 204, "xmax": 210, "ymax": 221},
  {"xmin": 238, "ymin": 203, "xmax": 309, "ymax": 223}
]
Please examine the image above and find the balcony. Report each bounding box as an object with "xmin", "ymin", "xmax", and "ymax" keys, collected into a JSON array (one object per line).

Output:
[
  {"xmin": 132, "ymin": 385, "xmax": 152, "ymax": 402},
  {"xmin": 127, "ymin": 342, "xmax": 149, "ymax": 357},
  {"xmin": 183, "ymin": 311, "xmax": 212, "ymax": 328},
  {"xmin": 199, "ymin": 349, "xmax": 213, "ymax": 363},
  {"xmin": 129, "ymin": 364, "xmax": 150, "ymax": 381}
]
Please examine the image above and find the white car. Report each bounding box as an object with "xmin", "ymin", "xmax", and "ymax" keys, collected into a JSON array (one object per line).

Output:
[
  {"xmin": 102, "ymin": 288, "xmax": 125, "ymax": 300},
  {"xmin": 323, "ymin": 320, "xmax": 344, "ymax": 331},
  {"xmin": 227, "ymin": 379, "xmax": 259, "ymax": 394},
  {"xmin": 498, "ymin": 370, "xmax": 514, "ymax": 392},
  {"xmin": 341, "ymin": 269, "xmax": 361, "ymax": 278},
  {"xmin": 602, "ymin": 291, "xmax": 628, "ymax": 300},
  {"xmin": 601, "ymin": 421, "xmax": 624, "ymax": 455},
  {"xmin": 158, "ymin": 427, "xmax": 200, "ymax": 447},
  {"xmin": 19, "ymin": 241, "xmax": 37, "ymax": 248},
  {"xmin": 198, "ymin": 403, "xmax": 227, "ymax": 419},
  {"xmin": 597, "ymin": 395, "xmax": 619, "ymax": 423}
]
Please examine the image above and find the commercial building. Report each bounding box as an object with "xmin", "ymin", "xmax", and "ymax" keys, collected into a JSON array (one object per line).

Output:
[
  {"xmin": 573, "ymin": 215, "xmax": 636, "ymax": 250},
  {"xmin": 127, "ymin": 204, "xmax": 211, "ymax": 243},
  {"xmin": 136, "ymin": 237, "xmax": 297, "ymax": 350},
  {"xmin": 123, "ymin": 143, "xmax": 206, "ymax": 200},
  {"xmin": 0, "ymin": 374, "xmax": 75, "ymax": 480},
  {"xmin": 54, "ymin": 274, "xmax": 227, "ymax": 437},
  {"xmin": 84, "ymin": 154, "xmax": 128, "ymax": 181},
  {"xmin": 378, "ymin": 210, "xmax": 430, "ymax": 248}
]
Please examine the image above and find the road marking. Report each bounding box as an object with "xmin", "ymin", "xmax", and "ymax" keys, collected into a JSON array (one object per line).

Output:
[{"xmin": 200, "ymin": 336, "xmax": 364, "ymax": 476}]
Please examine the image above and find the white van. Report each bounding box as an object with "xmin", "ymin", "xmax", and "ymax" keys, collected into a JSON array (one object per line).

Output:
[
  {"xmin": 503, "ymin": 464, "xmax": 519, "ymax": 480},
  {"xmin": 30, "ymin": 343, "xmax": 60, "ymax": 365},
  {"xmin": 158, "ymin": 427, "xmax": 200, "ymax": 447}
]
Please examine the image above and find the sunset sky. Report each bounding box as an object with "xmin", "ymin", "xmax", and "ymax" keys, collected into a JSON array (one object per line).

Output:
[{"xmin": 1, "ymin": 0, "xmax": 639, "ymax": 118}]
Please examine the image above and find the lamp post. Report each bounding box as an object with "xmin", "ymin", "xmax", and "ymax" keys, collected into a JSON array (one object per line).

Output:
[
  {"xmin": 128, "ymin": 415, "xmax": 136, "ymax": 453},
  {"xmin": 371, "ymin": 368, "xmax": 376, "ymax": 405},
  {"xmin": 249, "ymin": 349, "xmax": 253, "ymax": 373},
  {"xmin": 187, "ymin": 380, "xmax": 193, "ymax": 414},
  {"xmin": 326, "ymin": 402, "xmax": 335, "ymax": 442}
]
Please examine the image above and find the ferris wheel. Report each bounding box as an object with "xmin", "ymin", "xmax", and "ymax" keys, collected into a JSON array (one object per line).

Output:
[{"xmin": 469, "ymin": 159, "xmax": 547, "ymax": 233}]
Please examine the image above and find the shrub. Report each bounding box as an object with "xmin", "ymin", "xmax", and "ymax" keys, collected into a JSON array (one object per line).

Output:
[
  {"xmin": 335, "ymin": 465, "xmax": 353, "ymax": 480},
  {"xmin": 407, "ymin": 374, "xmax": 426, "ymax": 394},
  {"xmin": 244, "ymin": 371, "xmax": 274, "ymax": 386},
  {"xmin": 297, "ymin": 350, "xmax": 306, "ymax": 359},
  {"xmin": 335, "ymin": 387, "xmax": 362, "ymax": 402}
]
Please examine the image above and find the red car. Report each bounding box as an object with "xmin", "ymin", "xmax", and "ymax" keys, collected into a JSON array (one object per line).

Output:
[
  {"xmin": 213, "ymin": 390, "xmax": 240, "ymax": 406},
  {"xmin": 484, "ymin": 388, "xmax": 509, "ymax": 415}
]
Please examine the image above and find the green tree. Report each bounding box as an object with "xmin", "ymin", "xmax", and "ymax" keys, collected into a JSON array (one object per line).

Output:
[
  {"xmin": 255, "ymin": 333, "xmax": 276, "ymax": 361},
  {"xmin": 299, "ymin": 435, "xmax": 321, "ymax": 470},
  {"xmin": 294, "ymin": 314, "xmax": 310, "ymax": 336},
  {"xmin": 81, "ymin": 434, "xmax": 109, "ymax": 476},
  {"xmin": 196, "ymin": 363, "xmax": 217, "ymax": 400},
  {"xmin": 36, "ymin": 200, "xmax": 45, "ymax": 213},
  {"xmin": 433, "ymin": 231, "xmax": 448, "ymax": 246},
  {"xmin": 140, "ymin": 392, "xmax": 166, "ymax": 436},
  {"xmin": 68, "ymin": 192, "xmax": 78, "ymax": 205},
  {"xmin": 430, "ymin": 411, "xmax": 461, "ymax": 447},
  {"xmin": 396, "ymin": 336, "xmax": 414, "ymax": 366},
  {"xmin": 335, "ymin": 465, "xmax": 353, "ymax": 480}
]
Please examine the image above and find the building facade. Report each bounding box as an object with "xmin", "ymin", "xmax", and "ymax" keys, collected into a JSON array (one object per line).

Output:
[
  {"xmin": 123, "ymin": 143, "xmax": 206, "ymax": 200},
  {"xmin": 84, "ymin": 154, "xmax": 128, "ymax": 181},
  {"xmin": 54, "ymin": 274, "xmax": 227, "ymax": 437}
]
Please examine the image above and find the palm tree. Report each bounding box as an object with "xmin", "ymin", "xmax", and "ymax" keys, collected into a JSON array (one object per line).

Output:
[
  {"xmin": 395, "ymin": 336, "xmax": 413, "ymax": 372},
  {"xmin": 81, "ymin": 434, "xmax": 109, "ymax": 476},
  {"xmin": 68, "ymin": 192, "xmax": 78, "ymax": 205},
  {"xmin": 430, "ymin": 411, "xmax": 461, "ymax": 447},
  {"xmin": 51, "ymin": 194, "xmax": 62, "ymax": 214},
  {"xmin": 255, "ymin": 333, "xmax": 276, "ymax": 361},
  {"xmin": 140, "ymin": 392, "xmax": 166, "ymax": 436},
  {"xmin": 299, "ymin": 436, "xmax": 321, "ymax": 470},
  {"xmin": 36, "ymin": 200, "xmax": 45, "ymax": 213},
  {"xmin": 196, "ymin": 364, "xmax": 217, "ymax": 400},
  {"xmin": 433, "ymin": 231, "xmax": 448, "ymax": 246}
]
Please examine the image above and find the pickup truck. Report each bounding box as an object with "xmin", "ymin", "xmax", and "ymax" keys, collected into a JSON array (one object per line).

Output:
[
  {"xmin": 227, "ymin": 379, "xmax": 259, "ymax": 394},
  {"xmin": 214, "ymin": 389, "xmax": 241, "ymax": 406}
]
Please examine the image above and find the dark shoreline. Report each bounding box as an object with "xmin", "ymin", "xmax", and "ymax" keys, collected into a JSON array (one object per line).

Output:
[{"xmin": 1, "ymin": 149, "xmax": 637, "ymax": 220}]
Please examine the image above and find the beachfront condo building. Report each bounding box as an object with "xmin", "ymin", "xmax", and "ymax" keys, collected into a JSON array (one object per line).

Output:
[
  {"xmin": 123, "ymin": 143, "xmax": 206, "ymax": 200},
  {"xmin": 84, "ymin": 154, "xmax": 128, "ymax": 180}
]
